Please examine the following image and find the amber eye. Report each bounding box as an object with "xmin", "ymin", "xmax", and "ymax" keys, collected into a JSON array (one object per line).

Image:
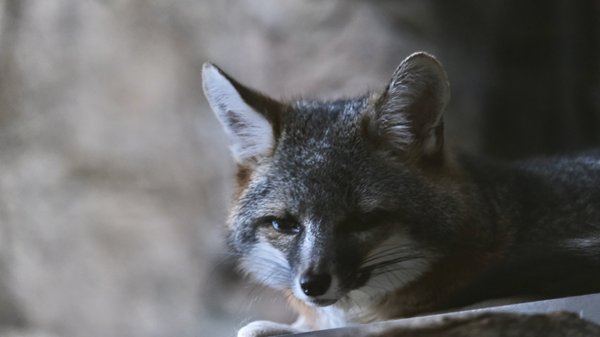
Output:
[{"xmin": 271, "ymin": 218, "xmax": 301, "ymax": 235}]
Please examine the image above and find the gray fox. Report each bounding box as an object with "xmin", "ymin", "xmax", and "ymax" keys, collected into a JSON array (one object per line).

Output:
[{"xmin": 202, "ymin": 52, "xmax": 600, "ymax": 337}]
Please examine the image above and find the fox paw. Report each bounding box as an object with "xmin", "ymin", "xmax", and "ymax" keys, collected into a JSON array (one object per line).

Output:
[{"xmin": 237, "ymin": 320, "xmax": 303, "ymax": 337}]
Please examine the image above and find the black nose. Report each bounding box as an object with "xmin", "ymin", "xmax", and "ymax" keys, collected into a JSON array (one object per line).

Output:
[{"xmin": 300, "ymin": 272, "xmax": 332, "ymax": 297}]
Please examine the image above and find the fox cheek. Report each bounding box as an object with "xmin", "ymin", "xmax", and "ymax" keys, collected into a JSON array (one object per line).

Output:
[{"xmin": 240, "ymin": 241, "xmax": 293, "ymax": 290}]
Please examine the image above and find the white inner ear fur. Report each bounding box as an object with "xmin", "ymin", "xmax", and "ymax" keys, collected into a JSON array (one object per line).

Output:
[{"xmin": 202, "ymin": 63, "xmax": 274, "ymax": 162}]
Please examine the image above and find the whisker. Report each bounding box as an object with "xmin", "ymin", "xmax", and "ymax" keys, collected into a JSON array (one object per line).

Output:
[
  {"xmin": 362, "ymin": 254, "xmax": 426, "ymax": 271},
  {"xmin": 362, "ymin": 248, "xmax": 425, "ymax": 266},
  {"xmin": 362, "ymin": 246, "xmax": 416, "ymax": 264},
  {"xmin": 370, "ymin": 259, "xmax": 427, "ymax": 277}
]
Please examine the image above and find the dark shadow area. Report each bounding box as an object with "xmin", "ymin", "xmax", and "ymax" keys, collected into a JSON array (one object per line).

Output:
[{"xmin": 432, "ymin": 0, "xmax": 600, "ymax": 159}]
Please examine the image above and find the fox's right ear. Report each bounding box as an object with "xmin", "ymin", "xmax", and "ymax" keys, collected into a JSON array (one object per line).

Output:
[{"xmin": 202, "ymin": 63, "xmax": 282, "ymax": 164}]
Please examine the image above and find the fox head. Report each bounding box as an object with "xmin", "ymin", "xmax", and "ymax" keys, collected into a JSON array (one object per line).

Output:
[{"xmin": 203, "ymin": 53, "xmax": 464, "ymax": 309}]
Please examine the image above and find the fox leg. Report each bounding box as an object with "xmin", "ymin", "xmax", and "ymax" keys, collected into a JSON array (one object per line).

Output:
[
  {"xmin": 237, "ymin": 320, "xmax": 305, "ymax": 337},
  {"xmin": 237, "ymin": 316, "xmax": 310, "ymax": 337}
]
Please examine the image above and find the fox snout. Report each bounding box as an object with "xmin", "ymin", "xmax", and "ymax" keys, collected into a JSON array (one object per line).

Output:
[
  {"xmin": 299, "ymin": 271, "xmax": 331, "ymax": 297},
  {"xmin": 295, "ymin": 267, "xmax": 372, "ymax": 307},
  {"xmin": 293, "ymin": 256, "xmax": 354, "ymax": 306},
  {"xmin": 292, "ymin": 246, "xmax": 348, "ymax": 306},
  {"xmin": 295, "ymin": 269, "xmax": 339, "ymax": 306}
]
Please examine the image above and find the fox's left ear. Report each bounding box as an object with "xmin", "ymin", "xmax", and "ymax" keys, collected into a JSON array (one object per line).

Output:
[
  {"xmin": 202, "ymin": 63, "xmax": 282, "ymax": 165},
  {"xmin": 369, "ymin": 52, "xmax": 450, "ymax": 161}
]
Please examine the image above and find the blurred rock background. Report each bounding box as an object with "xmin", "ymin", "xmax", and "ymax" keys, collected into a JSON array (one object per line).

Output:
[{"xmin": 0, "ymin": 1, "xmax": 598, "ymax": 337}]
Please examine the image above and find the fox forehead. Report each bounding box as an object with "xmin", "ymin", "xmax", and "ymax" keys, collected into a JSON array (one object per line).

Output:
[
  {"xmin": 231, "ymin": 96, "xmax": 374, "ymax": 199},
  {"xmin": 232, "ymin": 98, "xmax": 368, "ymax": 197},
  {"xmin": 290, "ymin": 97, "xmax": 370, "ymax": 121},
  {"xmin": 234, "ymin": 106, "xmax": 418, "ymax": 224},
  {"xmin": 281, "ymin": 97, "xmax": 370, "ymax": 151},
  {"xmin": 239, "ymin": 163, "xmax": 363, "ymax": 222}
]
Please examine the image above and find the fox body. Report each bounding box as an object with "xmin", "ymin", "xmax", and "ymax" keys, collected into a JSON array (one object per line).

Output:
[{"xmin": 202, "ymin": 53, "xmax": 600, "ymax": 337}]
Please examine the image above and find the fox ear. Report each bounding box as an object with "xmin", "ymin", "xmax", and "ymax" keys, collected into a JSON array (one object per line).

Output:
[
  {"xmin": 202, "ymin": 63, "xmax": 281, "ymax": 164},
  {"xmin": 371, "ymin": 52, "xmax": 450, "ymax": 159}
]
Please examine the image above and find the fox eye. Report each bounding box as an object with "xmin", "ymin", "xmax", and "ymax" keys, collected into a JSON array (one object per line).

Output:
[{"xmin": 270, "ymin": 218, "xmax": 301, "ymax": 235}]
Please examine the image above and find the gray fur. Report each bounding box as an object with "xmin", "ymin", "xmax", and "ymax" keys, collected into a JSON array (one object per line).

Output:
[{"xmin": 202, "ymin": 52, "xmax": 600, "ymax": 331}]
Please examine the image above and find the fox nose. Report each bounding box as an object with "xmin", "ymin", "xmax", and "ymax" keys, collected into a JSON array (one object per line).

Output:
[{"xmin": 299, "ymin": 272, "xmax": 332, "ymax": 297}]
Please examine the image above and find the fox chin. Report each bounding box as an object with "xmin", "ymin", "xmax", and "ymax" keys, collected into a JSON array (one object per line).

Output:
[{"xmin": 202, "ymin": 52, "xmax": 600, "ymax": 337}]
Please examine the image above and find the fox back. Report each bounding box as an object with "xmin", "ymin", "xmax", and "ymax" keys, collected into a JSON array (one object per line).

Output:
[{"xmin": 202, "ymin": 52, "xmax": 600, "ymax": 332}]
